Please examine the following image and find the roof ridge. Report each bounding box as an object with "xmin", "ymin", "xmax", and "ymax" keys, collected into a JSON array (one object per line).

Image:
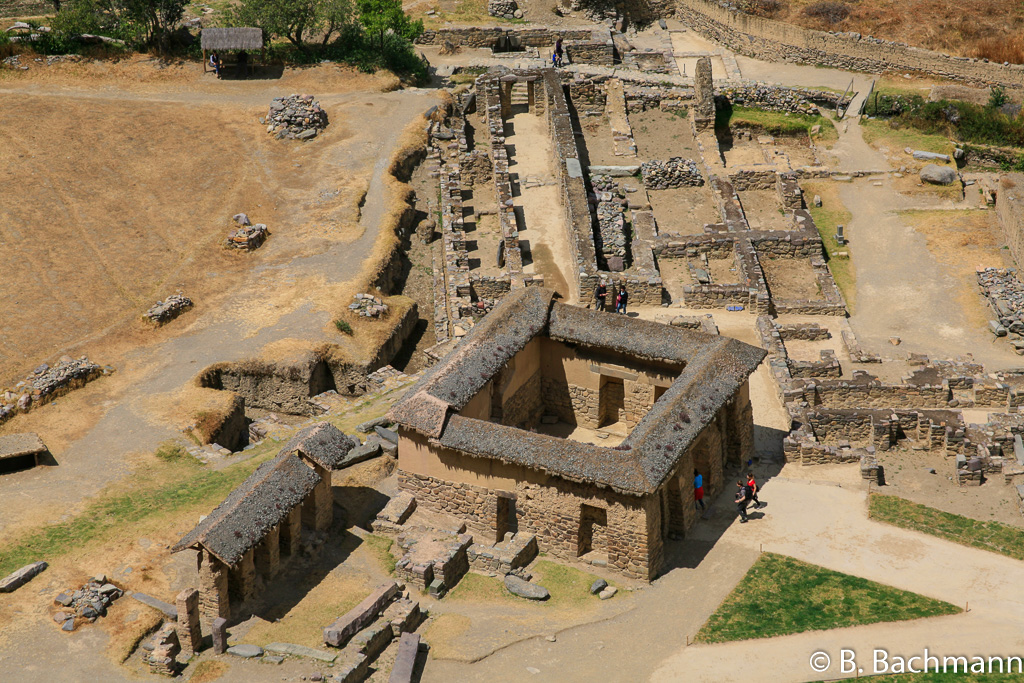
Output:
[{"xmin": 193, "ymin": 453, "xmax": 293, "ymax": 547}]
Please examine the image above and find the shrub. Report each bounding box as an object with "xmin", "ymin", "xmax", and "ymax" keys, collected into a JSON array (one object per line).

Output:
[
  {"xmin": 739, "ymin": 0, "xmax": 784, "ymax": 17},
  {"xmin": 989, "ymin": 86, "xmax": 1009, "ymax": 109},
  {"xmin": 804, "ymin": 1, "xmax": 849, "ymax": 24},
  {"xmin": 334, "ymin": 319, "xmax": 353, "ymax": 335}
]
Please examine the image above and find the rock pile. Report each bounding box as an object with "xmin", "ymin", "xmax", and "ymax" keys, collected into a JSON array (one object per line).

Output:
[
  {"xmin": 488, "ymin": 0, "xmax": 522, "ymax": 19},
  {"xmin": 227, "ymin": 214, "xmax": 269, "ymax": 250},
  {"xmin": 640, "ymin": 158, "xmax": 703, "ymax": 189},
  {"xmin": 144, "ymin": 293, "xmax": 193, "ymax": 325},
  {"xmin": 53, "ymin": 577, "xmax": 124, "ymax": 632},
  {"xmin": 349, "ymin": 293, "xmax": 389, "ymax": 318},
  {"xmin": 978, "ymin": 268, "xmax": 1024, "ymax": 344},
  {"xmin": 590, "ymin": 175, "xmax": 629, "ymax": 267},
  {"xmin": 1, "ymin": 357, "xmax": 103, "ymax": 425},
  {"xmin": 265, "ymin": 94, "xmax": 328, "ymax": 140}
]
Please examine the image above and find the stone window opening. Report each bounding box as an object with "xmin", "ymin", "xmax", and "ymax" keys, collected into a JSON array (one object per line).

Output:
[{"xmin": 577, "ymin": 504, "xmax": 608, "ymax": 558}]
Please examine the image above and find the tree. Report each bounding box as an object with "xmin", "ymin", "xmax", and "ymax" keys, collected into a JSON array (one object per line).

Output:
[
  {"xmin": 231, "ymin": 0, "xmax": 353, "ymax": 51},
  {"xmin": 356, "ymin": 0, "xmax": 421, "ymax": 54}
]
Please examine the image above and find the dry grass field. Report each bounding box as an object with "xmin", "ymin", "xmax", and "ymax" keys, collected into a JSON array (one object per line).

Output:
[
  {"xmin": 0, "ymin": 60, "xmax": 394, "ymax": 386},
  {"xmin": 748, "ymin": 0, "xmax": 1024, "ymax": 63}
]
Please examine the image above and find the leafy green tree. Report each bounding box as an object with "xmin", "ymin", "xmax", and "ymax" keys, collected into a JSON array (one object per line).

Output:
[
  {"xmin": 231, "ymin": 0, "xmax": 353, "ymax": 50},
  {"xmin": 356, "ymin": 0, "xmax": 422, "ymax": 54}
]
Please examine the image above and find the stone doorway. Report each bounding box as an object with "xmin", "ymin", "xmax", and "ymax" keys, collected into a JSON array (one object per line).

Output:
[
  {"xmin": 577, "ymin": 504, "xmax": 608, "ymax": 557},
  {"xmin": 599, "ymin": 376, "xmax": 626, "ymax": 427},
  {"xmin": 495, "ymin": 493, "xmax": 517, "ymax": 542}
]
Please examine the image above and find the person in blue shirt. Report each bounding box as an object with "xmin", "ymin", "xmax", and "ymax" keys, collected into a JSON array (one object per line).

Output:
[{"xmin": 694, "ymin": 469, "xmax": 705, "ymax": 511}]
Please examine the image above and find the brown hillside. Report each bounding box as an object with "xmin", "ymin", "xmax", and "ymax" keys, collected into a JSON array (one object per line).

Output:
[{"xmin": 742, "ymin": 0, "xmax": 1024, "ymax": 64}]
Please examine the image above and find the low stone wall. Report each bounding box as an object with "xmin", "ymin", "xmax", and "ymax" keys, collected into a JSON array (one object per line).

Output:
[
  {"xmin": 674, "ymin": 0, "xmax": 1024, "ymax": 89},
  {"xmin": 467, "ymin": 533, "xmax": 538, "ymax": 575},
  {"xmin": 777, "ymin": 322, "xmax": 830, "ymax": 341},
  {"xmin": 718, "ymin": 84, "xmax": 852, "ymax": 114},
  {"xmin": 788, "ymin": 350, "xmax": 841, "ymax": 378},
  {"xmin": 0, "ymin": 357, "xmax": 105, "ymax": 427},
  {"xmin": 416, "ymin": 27, "xmax": 592, "ymax": 48},
  {"xmin": 730, "ymin": 168, "xmax": 777, "ymax": 192},
  {"xmin": 622, "ymin": 51, "xmax": 676, "ymax": 74},
  {"xmin": 641, "ymin": 158, "xmax": 704, "ymax": 189}
]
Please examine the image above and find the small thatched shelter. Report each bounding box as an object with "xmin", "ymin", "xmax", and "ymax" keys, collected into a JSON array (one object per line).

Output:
[{"xmin": 201, "ymin": 27, "xmax": 264, "ymax": 75}]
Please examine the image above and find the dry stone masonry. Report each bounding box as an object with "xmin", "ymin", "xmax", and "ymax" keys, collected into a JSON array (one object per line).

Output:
[
  {"xmin": 227, "ymin": 213, "xmax": 269, "ymax": 250},
  {"xmin": 265, "ymin": 94, "xmax": 328, "ymax": 140},
  {"xmin": 349, "ymin": 293, "xmax": 389, "ymax": 318},
  {"xmin": 640, "ymin": 158, "xmax": 704, "ymax": 189},
  {"xmin": 0, "ymin": 356, "xmax": 105, "ymax": 427},
  {"xmin": 144, "ymin": 293, "xmax": 193, "ymax": 325}
]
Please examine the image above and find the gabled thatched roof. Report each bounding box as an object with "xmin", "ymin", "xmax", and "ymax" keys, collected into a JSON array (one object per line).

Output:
[
  {"xmin": 201, "ymin": 27, "xmax": 263, "ymax": 51},
  {"xmin": 388, "ymin": 288, "xmax": 766, "ymax": 496},
  {"xmin": 281, "ymin": 422, "xmax": 358, "ymax": 470},
  {"xmin": 171, "ymin": 453, "xmax": 319, "ymax": 566}
]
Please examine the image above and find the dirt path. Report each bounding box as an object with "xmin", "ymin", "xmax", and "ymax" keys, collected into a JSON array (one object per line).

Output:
[
  {"xmin": 0, "ymin": 82, "xmax": 437, "ymax": 536},
  {"xmin": 504, "ymin": 107, "xmax": 575, "ymax": 301}
]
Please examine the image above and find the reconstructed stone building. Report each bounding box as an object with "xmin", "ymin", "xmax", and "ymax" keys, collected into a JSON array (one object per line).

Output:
[
  {"xmin": 388, "ymin": 288, "xmax": 765, "ymax": 580},
  {"xmin": 173, "ymin": 423, "xmax": 355, "ymax": 621}
]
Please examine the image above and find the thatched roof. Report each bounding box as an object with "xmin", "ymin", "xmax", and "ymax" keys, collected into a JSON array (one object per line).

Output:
[
  {"xmin": 0, "ymin": 433, "xmax": 47, "ymax": 460},
  {"xmin": 201, "ymin": 27, "xmax": 263, "ymax": 51},
  {"xmin": 388, "ymin": 288, "xmax": 767, "ymax": 496},
  {"xmin": 281, "ymin": 422, "xmax": 359, "ymax": 470},
  {"xmin": 171, "ymin": 453, "xmax": 319, "ymax": 566}
]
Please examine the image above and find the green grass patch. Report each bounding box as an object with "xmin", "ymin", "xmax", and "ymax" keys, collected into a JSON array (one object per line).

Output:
[
  {"xmin": 717, "ymin": 105, "xmax": 837, "ymax": 143},
  {"xmin": 696, "ymin": 553, "xmax": 960, "ymax": 644},
  {"xmin": 869, "ymin": 495, "xmax": 1024, "ymax": 562},
  {"xmin": 334, "ymin": 319, "xmax": 353, "ymax": 335},
  {"xmin": 861, "ymin": 119, "xmax": 955, "ymax": 157},
  {"xmin": 362, "ymin": 534, "xmax": 397, "ymax": 574},
  {"xmin": 0, "ymin": 452, "xmax": 273, "ymax": 577},
  {"xmin": 801, "ymin": 181, "xmax": 855, "ymax": 310},
  {"xmin": 446, "ymin": 560, "xmax": 613, "ymax": 607}
]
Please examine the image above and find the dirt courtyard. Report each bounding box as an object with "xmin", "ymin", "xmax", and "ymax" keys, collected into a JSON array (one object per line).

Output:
[
  {"xmin": 0, "ymin": 63, "xmax": 393, "ymax": 386},
  {"xmin": 0, "ymin": 60, "xmax": 438, "ymax": 537}
]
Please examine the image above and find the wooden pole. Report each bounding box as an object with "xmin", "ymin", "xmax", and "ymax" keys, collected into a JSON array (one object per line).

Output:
[{"xmin": 202, "ymin": 48, "xmax": 207, "ymax": 73}]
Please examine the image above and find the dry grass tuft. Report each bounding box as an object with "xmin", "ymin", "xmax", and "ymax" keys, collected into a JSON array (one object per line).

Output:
[
  {"xmin": 1002, "ymin": 176, "xmax": 1018, "ymax": 189},
  {"xmin": 189, "ymin": 660, "xmax": 229, "ymax": 683},
  {"xmin": 104, "ymin": 604, "xmax": 163, "ymax": 663}
]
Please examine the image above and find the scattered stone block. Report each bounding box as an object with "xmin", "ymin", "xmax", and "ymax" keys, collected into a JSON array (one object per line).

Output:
[
  {"xmin": 504, "ymin": 575, "xmax": 549, "ymax": 600},
  {"xmin": 144, "ymin": 293, "xmax": 193, "ymax": 325},
  {"xmin": 212, "ymin": 617, "xmax": 228, "ymax": 654},
  {"xmin": 598, "ymin": 586, "xmax": 618, "ymax": 600},
  {"xmin": 0, "ymin": 561, "xmax": 47, "ymax": 593},
  {"xmin": 324, "ymin": 581, "xmax": 399, "ymax": 648},
  {"xmin": 227, "ymin": 644, "xmax": 264, "ymax": 658},
  {"xmin": 389, "ymin": 632, "xmax": 421, "ymax": 683},
  {"xmin": 131, "ymin": 593, "xmax": 178, "ymax": 619},
  {"xmin": 589, "ymin": 578, "xmax": 608, "ymax": 595},
  {"xmin": 375, "ymin": 425, "xmax": 399, "ymax": 444}
]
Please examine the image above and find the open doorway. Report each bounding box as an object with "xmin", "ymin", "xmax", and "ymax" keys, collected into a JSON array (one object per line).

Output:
[
  {"xmin": 495, "ymin": 493, "xmax": 517, "ymax": 542},
  {"xmin": 577, "ymin": 504, "xmax": 608, "ymax": 556},
  {"xmin": 599, "ymin": 376, "xmax": 625, "ymax": 427}
]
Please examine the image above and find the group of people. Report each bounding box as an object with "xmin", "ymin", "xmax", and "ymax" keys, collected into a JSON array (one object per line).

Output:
[
  {"xmin": 207, "ymin": 50, "xmax": 249, "ymax": 79},
  {"xmin": 692, "ymin": 469, "xmax": 763, "ymax": 524},
  {"xmin": 551, "ymin": 38, "xmax": 564, "ymax": 68},
  {"xmin": 592, "ymin": 282, "xmax": 629, "ymax": 315}
]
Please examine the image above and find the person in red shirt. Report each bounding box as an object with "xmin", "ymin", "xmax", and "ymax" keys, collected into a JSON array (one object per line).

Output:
[{"xmin": 747, "ymin": 472, "xmax": 761, "ymax": 508}]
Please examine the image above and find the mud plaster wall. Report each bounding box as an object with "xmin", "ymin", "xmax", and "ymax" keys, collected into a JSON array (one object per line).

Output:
[
  {"xmin": 674, "ymin": 0, "xmax": 1024, "ymax": 89},
  {"xmin": 397, "ymin": 432, "xmax": 661, "ymax": 579}
]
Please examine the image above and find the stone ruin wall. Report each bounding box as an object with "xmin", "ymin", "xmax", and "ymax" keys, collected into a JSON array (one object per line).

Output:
[
  {"xmin": 397, "ymin": 469, "xmax": 659, "ymax": 580},
  {"xmin": 674, "ymin": 0, "xmax": 1024, "ymax": 90},
  {"xmin": 997, "ymin": 174, "xmax": 1024, "ymax": 271}
]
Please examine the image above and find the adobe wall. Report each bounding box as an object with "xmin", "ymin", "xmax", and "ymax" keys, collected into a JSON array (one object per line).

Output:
[
  {"xmin": 396, "ymin": 431, "xmax": 660, "ymax": 579},
  {"xmin": 674, "ymin": 0, "xmax": 1024, "ymax": 90}
]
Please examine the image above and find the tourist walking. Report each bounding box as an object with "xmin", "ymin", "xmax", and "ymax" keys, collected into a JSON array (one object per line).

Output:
[
  {"xmin": 747, "ymin": 471, "xmax": 761, "ymax": 508},
  {"xmin": 735, "ymin": 480, "xmax": 753, "ymax": 523},
  {"xmin": 554, "ymin": 37, "xmax": 564, "ymax": 67},
  {"xmin": 594, "ymin": 282, "xmax": 608, "ymax": 311},
  {"xmin": 694, "ymin": 469, "xmax": 706, "ymax": 511},
  {"xmin": 616, "ymin": 285, "xmax": 628, "ymax": 314}
]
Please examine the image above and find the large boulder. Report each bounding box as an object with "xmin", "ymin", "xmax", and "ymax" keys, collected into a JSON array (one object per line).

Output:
[
  {"xmin": 919, "ymin": 164, "xmax": 957, "ymax": 186},
  {"xmin": 504, "ymin": 575, "xmax": 549, "ymax": 601}
]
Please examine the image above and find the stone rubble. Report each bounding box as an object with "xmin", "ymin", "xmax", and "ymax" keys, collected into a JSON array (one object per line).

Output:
[
  {"xmin": 1, "ymin": 356, "xmax": 104, "ymax": 426},
  {"xmin": 265, "ymin": 94, "xmax": 328, "ymax": 141},
  {"xmin": 487, "ymin": 0, "xmax": 522, "ymax": 19},
  {"xmin": 349, "ymin": 293, "xmax": 389, "ymax": 318},
  {"xmin": 144, "ymin": 293, "xmax": 193, "ymax": 325},
  {"xmin": 52, "ymin": 577, "xmax": 124, "ymax": 632},
  {"xmin": 227, "ymin": 222, "xmax": 269, "ymax": 250},
  {"xmin": 978, "ymin": 268, "xmax": 1024, "ymax": 347},
  {"xmin": 639, "ymin": 157, "xmax": 704, "ymax": 189}
]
